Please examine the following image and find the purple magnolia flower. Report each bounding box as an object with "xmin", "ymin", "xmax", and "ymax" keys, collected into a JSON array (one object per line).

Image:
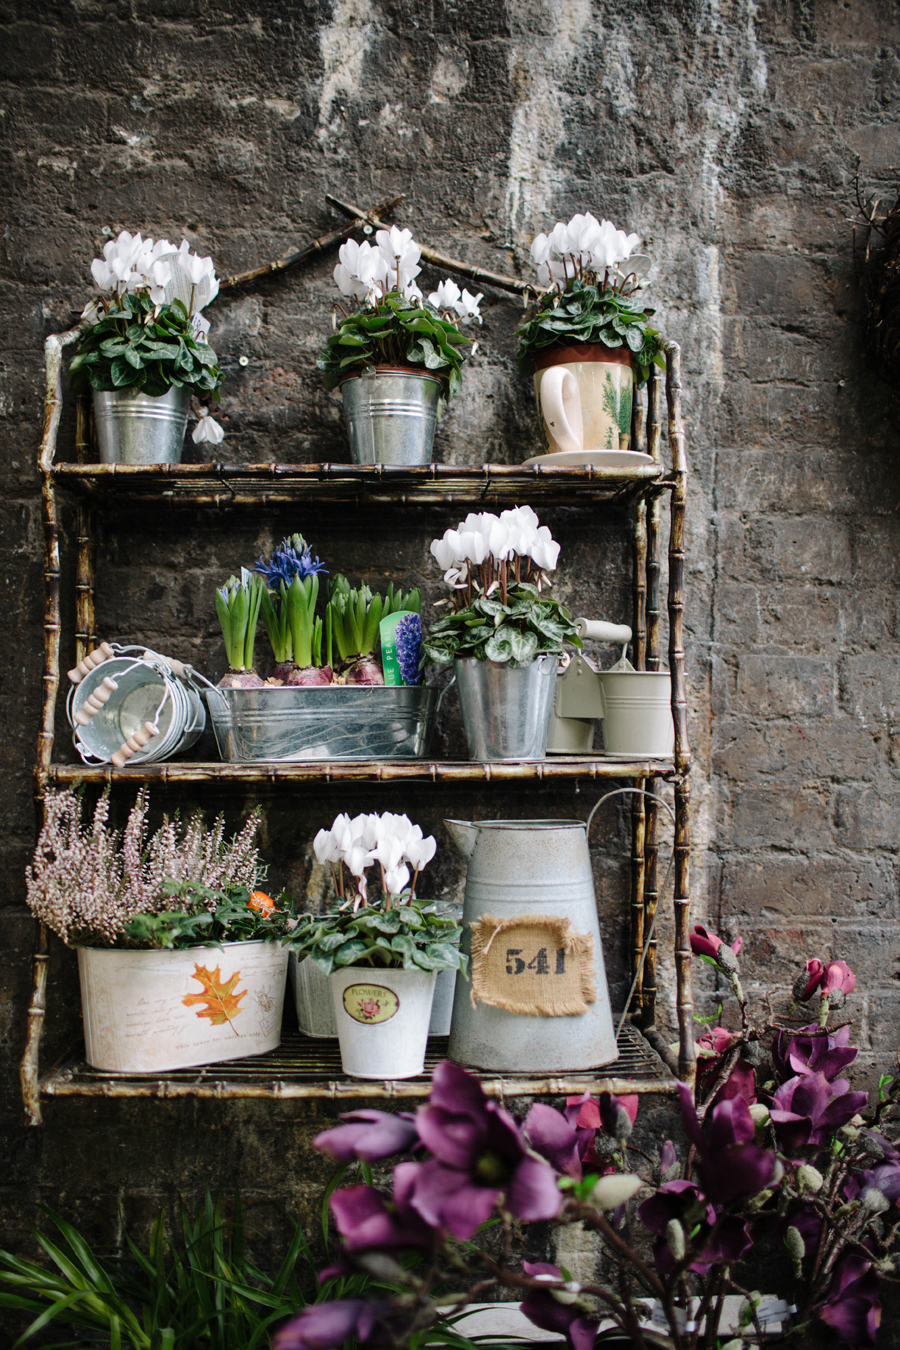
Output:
[
  {"xmin": 409, "ymin": 1062, "xmax": 562, "ymax": 1239},
  {"xmin": 394, "ymin": 612, "xmax": 423, "ymax": 686},
  {"xmin": 697, "ymin": 1026, "xmax": 756, "ymax": 1105},
  {"xmin": 273, "ymin": 1299, "xmax": 381, "ymax": 1350},
  {"xmin": 313, "ymin": 1108, "xmax": 418, "ymax": 1162},
  {"xmin": 772, "ymin": 1024, "xmax": 857, "ymax": 1083},
  {"xmin": 844, "ymin": 1160, "xmax": 900, "ymax": 1206},
  {"xmin": 525, "ymin": 1102, "xmax": 583, "ymax": 1178},
  {"xmin": 822, "ymin": 959, "xmax": 857, "ymax": 996},
  {"xmin": 564, "ymin": 1092, "xmax": 600, "ymax": 1166},
  {"xmin": 638, "ymin": 1179, "xmax": 752, "ymax": 1275},
  {"xmin": 770, "ymin": 1073, "xmax": 868, "ymax": 1153},
  {"xmin": 330, "ymin": 1162, "xmax": 439, "ymax": 1252},
  {"xmin": 816, "ymin": 1255, "xmax": 882, "ymax": 1348},
  {"xmin": 678, "ymin": 1085, "xmax": 778, "ymax": 1203},
  {"xmin": 519, "ymin": 1261, "xmax": 598, "ymax": 1350},
  {"xmin": 795, "ymin": 957, "xmax": 825, "ymax": 1002},
  {"xmin": 254, "ymin": 534, "xmax": 327, "ymax": 589},
  {"xmin": 690, "ymin": 924, "xmax": 742, "ymax": 963}
]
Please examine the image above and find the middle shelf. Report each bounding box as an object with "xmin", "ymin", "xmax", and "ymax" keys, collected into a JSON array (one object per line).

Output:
[{"xmin": 46, "ymin": 757, "xmax": 677, "ymax": 786}]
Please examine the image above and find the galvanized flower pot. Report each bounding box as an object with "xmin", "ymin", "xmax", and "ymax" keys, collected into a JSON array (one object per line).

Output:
[
  {"xmin": 339, "ymin": 367, "xmax": 443, "ymax": 465},
  {"xmin": 455, "ymin": 656, "xmax": 558, "ymax": 760},
  {"xmin": 93, "ymin": 385, "xmax": 191, "ymax": 465},
  {"xmin": 206, "ymin": 684, "xmax": 438, "ymax": 762},
  {"xmin": 78, "ymin": 941, "xmax": 289, "ymax": 1073}
]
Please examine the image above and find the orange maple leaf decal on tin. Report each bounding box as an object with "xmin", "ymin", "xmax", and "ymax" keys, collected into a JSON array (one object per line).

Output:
[{"xmin": 183, "ymin": 964, "xmax": 247, "ymax": 1034}]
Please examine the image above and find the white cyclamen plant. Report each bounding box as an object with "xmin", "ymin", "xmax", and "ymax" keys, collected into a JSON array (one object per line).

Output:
[
  {"xmin": 70, "ymin": 229, "xmax": 224, "ymax": 442},
  {"xmin": 421, "ymin": 506, "xmax": 580, "ymax": 667},
  {"xmin": 517, "ymin": 212, "xmax": 664, "ymax": 384},
  {"xmin": 313, "ymin": 811, "xmax": 437, "ymax": 908},
  {"xmin": 318, "ymin": 227, "xmax": 481, "ymax": 397}
]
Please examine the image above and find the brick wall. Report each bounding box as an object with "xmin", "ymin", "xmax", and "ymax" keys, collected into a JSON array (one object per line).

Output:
[{"xmin": 2, "ymin": 0, "xmax": 900, "ymax": 1279}]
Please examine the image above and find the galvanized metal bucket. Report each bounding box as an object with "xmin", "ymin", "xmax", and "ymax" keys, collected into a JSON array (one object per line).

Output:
[
  {"xmin": 598, "ymin": 670, "xmax": 675, "ymax": 757},
  {"xmin": 445, "ymin": 819, "xmax": 618, "ymax": 1073},
  {"xmin": 93, "ymin": 385, "xmax": 191, "ymax": 464},
  {"xmin": 455, "ymin": 656, "xmax": 558, "ymax": 760},
  {"xmin": 206, "ymin": 683, "xmax": 439, "ymax": 762},
  {"xmin": 291, "ymin": 954, "xmax": 337, "ymax": 1037},
  {"xmin": 340, "ymin": 367, "xmax": 443, "ymax": 465},
  {"xmin": 67, "ymin": 648, "xmax": 206, "ymax": 766}
]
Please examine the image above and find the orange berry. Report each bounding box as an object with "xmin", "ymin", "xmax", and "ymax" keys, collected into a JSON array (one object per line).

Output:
[{"xmin": 248, "ymin": 890, "xmax": 276, "ymax": 914}]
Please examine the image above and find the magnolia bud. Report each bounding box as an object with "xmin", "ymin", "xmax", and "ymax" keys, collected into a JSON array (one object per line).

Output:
[
  {"xmin": 721, "ymin": 1341, "xmax": 745, "ymax": 1350},
  {"xmin": 841, "ymin": 1124, "xmax": 860, "ymax": 1142},
  {"xmin": 771, "ymin": 1159, "xmax": 785, "ymax": 1186},
  {"xmin": 550, "ymin": 1283, "xmax": 582, "ymax": 1306},
  {"xmin": 589, "ymin": 1173, "xmax": 643, "ymax": 1211},
  {"xmin": 749, "ymin": 1103, "xmax": 770, "ymax": 1128},
  {"xmin": 666, "ymin": 1218, "xmax": 686, "ymax": 1261},
  {"xmin": 614, "ymin": 1106, "xmax": 634, "ymax": 1142},
  {"xmin": 862, "ymin": 1188, "xmax": 890, "ymax": 1214},
  {"xmin": 796, "ymin": 1164, "xmax": 824, "ymax": 1194},
  {"xmin": 356, "ymin": 1252, "xmax": 403, "ymax": 1279},
  {"xmin": 784, "ymin": 1225, "xmax": 805, "ymax": 1276},
  {"xmin": 828, "ymin": 988, "xmax": 846, "ymax": 1011},
  {"xmin": 716, "ymin": 945, "xmax": 740, "ymax": 974},
  {"xmin": 743, "ymin": 1039, "xmax": 765, "ymax": 1067},
  {"xmin": 792, "ymin": 970, "xmax": 813, "ymax": 1001}
]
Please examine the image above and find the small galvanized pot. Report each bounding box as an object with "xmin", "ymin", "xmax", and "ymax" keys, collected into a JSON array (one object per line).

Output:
[
  {"xmin": 339, "ymin": 367, "xmax": 443, "ymax": 465},
  {"xmin": 291, "ymin": 953, "xmax": 337, "ymax": 1038},
  {"xmin": 93, "ymin": 385, "xmax": 191, "ymax": 465},
  {"xmin": 330, "ymin": 966, "xmax": 437, "ymax": 1079},
  {"xmin": 78, "ymin": 940, "xmax": 289, "ymax": 1073},
  {"xmin": 455, "ymin": 655, "xmax": 558, "ymax": 760}
]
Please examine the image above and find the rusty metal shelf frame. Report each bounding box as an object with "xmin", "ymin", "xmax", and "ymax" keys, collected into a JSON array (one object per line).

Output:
[
  {"xmin": 21, "ymin": 324, "xmax": 693, "ymax": 1124},
  {"xmin": 40, "ymin": 1024, "xmax": 676, "ymax": 1103}
]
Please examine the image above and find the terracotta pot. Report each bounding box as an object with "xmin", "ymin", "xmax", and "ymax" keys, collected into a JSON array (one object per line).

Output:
[{"xmin": 533, "ymin": 341, "xmax": 634, "ymax": 455}]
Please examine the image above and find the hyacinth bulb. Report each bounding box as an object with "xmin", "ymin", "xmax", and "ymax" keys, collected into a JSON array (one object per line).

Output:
[
  {"xmin": 285, "ymin": 665, "xmax": 334, "ymax": 686},
  {"xmin": 217, "ymin": 669, "xmax": 265, "ymax": 688},
  {"xmin": 344, "ymin": 656, "xmax": 384, "ymax": 685}
]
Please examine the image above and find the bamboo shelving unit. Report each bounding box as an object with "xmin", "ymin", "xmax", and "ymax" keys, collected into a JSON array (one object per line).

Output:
[{"xmin": 20, "ymin": 321, "xmax": 693, "ymax": 1126}]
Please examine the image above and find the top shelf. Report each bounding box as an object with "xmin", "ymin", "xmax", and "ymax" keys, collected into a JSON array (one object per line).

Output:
[{"xmin": 49, "ymin": 461, "xmax": 672, "ymax": 507}]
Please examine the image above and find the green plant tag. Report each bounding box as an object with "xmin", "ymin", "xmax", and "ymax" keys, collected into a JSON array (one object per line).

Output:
[{"xmin": 380, "ymin": 610, "xmax": 418, "ymax": 686}]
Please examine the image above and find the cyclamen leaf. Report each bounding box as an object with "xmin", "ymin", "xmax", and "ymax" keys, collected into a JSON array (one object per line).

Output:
[{"xmin": 333, "ymin": 939, "xmax": 370, "ymax": 966}]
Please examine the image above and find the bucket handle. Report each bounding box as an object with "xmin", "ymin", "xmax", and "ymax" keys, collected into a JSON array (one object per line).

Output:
[{"xmin": 585, "ymin": 787, "xmax": 677, "ymax": 1043}]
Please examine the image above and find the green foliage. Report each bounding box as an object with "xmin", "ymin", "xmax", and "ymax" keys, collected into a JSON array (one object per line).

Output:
[
  {"xmin": 421, "ymin": 584, "xmax": 581, "ymax": 669},
  {"xmin": 288, "ymin": 896, "xmax": 467, "ymax": 978},
  {"xmin": 260, "ymin": 575, "xmax": 324, "ymax": 668},
  {"xmin": 0, "ymin": 1189, "xmax": 382, "ymax": 1350},
  {"xmin": 516, "ymin": 279, "xmax": 665, "ymax": 385},
  {"xmin": 325, "ymin": 576, "xmax": 421, "ymax": 666},
  {"xmin": 215, "ymin": 573, "xmax": 265, "ymax": 672},
  {"xmin": 121, "ymin": 883, "xmax": 297, "ymax": 950},
  {"xmin": 317, "ymin": 292, "xmax": 473, "ymax": 397},
  {"xmin": 69, "ymin": 291, "xmax": 223, "ymax": 399}
]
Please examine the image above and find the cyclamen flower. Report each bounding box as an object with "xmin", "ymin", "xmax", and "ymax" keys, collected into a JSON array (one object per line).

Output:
[
  {"xmin": 192, "ymin": 408, "xmax": 224, "ymax": 445},
  {"xmin": 428, "ymin": 279, "xmax": 461, "ymax": 311},
  {"xmin": 529, "ymin": 213, "xmax": 642, "ymax": 291}
]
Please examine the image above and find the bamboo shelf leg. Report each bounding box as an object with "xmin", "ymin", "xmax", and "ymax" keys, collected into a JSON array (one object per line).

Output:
[
  {"xmin": 630, "ymin": 782, "xmax": 647, "ymax": 1014},
  {"xmin": 75, "ymin": 502, "xmax": 95, "ymax": 665}
]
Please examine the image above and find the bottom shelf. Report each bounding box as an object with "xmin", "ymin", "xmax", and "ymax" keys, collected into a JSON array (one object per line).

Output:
[{"xmin": 40, "ymin": 1023, "xmax": 676, "ymax": 1102}]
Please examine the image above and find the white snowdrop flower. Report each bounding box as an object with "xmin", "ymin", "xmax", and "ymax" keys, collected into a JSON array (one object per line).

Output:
[
  {"xmin": 429, "ymin": 279, "xmax": 461, "ymax": 310},
  {"xmin": 192, "ymin": 409, "xmax": 225, "ymax": 445}
]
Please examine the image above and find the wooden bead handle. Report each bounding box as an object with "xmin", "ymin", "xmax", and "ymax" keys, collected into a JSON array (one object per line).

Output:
[
  {"xmin": 110, "ymin": 721, "xmax": 159, "ymax": 768},
  {"xmin": 67, "ymin": 641, "xmax": 114, "ymax": 684},
  {"xmin": 142, "ymin": 650, "xmax": 186, "ymax": 678},
  {"xmin": 73, "ymin": 675, "xmax": 118, "ymax": 726}
]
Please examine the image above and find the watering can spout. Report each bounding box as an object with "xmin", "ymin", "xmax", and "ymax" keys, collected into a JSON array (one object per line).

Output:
[{"xmin": 444, "ymin": 819, "xmax": 478, "ymax": 859}]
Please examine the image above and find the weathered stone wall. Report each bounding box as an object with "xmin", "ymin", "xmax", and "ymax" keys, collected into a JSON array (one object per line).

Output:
[{"xmin": 2, "ymin": 0, "xmax": 900, "ymax": 1285}]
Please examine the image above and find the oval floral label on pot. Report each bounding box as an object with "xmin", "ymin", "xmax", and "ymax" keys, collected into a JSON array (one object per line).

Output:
[{"xmin": 342, "ymin": 983, "xmax": 400, "ymax": 1024}]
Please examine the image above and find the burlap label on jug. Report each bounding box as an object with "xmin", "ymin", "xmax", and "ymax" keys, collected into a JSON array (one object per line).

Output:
[{"xmin": 469, "ymin": 913, "xmax": 596, "ymax": 1017}]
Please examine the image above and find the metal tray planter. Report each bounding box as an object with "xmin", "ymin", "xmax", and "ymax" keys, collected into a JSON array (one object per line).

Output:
[{"xmin": 206, "ymin": 683, "xmax": 439, "ymax": 762}]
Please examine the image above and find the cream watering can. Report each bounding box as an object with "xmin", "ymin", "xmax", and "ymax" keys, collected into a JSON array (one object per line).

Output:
[{"xmin": 445, "ymin": 818, "xmax": 618, "ymax": 1073}]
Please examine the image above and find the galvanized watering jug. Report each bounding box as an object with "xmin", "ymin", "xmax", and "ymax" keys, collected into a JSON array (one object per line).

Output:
[{"xmin": 445, "ymin": 819, "xmax": 618, "ymax": 1073}]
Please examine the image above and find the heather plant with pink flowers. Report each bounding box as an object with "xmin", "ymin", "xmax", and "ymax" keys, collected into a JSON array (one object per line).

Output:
[{"xmin": 271, "ymin": 937, "xmax": 900, "ymax": 1350}]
